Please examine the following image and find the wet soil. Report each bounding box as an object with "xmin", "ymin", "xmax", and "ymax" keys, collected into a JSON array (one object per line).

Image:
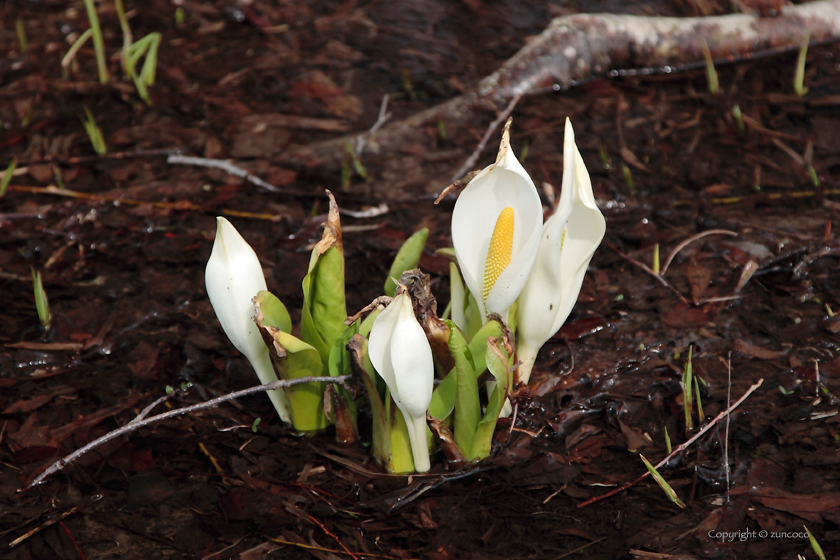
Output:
[{"xmin": 2, "ymin": 1, "xmax": 840, "ymax": 559}]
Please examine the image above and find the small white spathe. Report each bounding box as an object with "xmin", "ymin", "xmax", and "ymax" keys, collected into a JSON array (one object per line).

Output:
[
  {"xmin": 368, "ymin": 291, "xmax": 434, "ymax": 472},
  {"xmin": 205, "ymin": 217, "xmax": 292, "ymax": 423}
]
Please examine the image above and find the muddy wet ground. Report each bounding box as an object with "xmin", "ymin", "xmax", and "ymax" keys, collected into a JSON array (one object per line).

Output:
[{"xmin": 2, "ymin": 1, "xmax": 840, "ymax": 559}]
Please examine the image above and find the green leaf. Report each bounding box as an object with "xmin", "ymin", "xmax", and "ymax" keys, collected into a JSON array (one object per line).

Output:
[
  {"xmin": 301, "ymin": 192, "xmax": 347, "ymax": 371},
  {"xmin": 470, "ymin": 338, "xmax": 510, "ymax": 460},
  {"xmin": 262, "ymin": 326, "xmax": 328, "ymax": 432},
  {"xmin": 446, "ymin": 320, "xmax": 480, "ymax": 456},
  {"xmin": 0, "ymin": 158, "xmax": 17, "ymax": 199},
  {"xmin": 255, "ymin": 290, "xmax": 292, "ymax": 333},
  {"xmin": 31, "ymin": 267, "xmax": 50, "ymax": 330},
  {"xmin": 348, "ymin": 335, "xmax": 388, "ymax": 458},
  {"xmin": 467, "ymin": 319, "xmax": 502, "ymax": 377},
  {"xmin": 384, "ymin": 228, "xmax": 428, "ymax": 296},
  {"xmin": 428, "ymin": 368, "xmax": 457, "ymax": 421},
  {"xmin": 640, "ymin": 454, "xmax": 686, "ymax": 508},
  {"xmin": 428, "ymin": 319, "xmax": 501, "ymax": 426},
  {"xmin": 463, "ymin": 291, "xmax": 482, "ymax": 342},
  {"xmin": 386, "ymin": 387, "xmax": 416, "ymax": 474},
  {"xmin": 328, "ymin": 323, "xmax": 359, "ymax": 443}
]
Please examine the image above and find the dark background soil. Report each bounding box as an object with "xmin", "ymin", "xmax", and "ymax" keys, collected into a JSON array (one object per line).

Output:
[{"xmin": 2, "ymin": 1, "xmax": 840, "ymax": 559}]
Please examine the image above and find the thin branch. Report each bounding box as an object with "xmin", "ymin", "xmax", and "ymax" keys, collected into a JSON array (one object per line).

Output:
[
  {"xmin": 605, "ymin": 241, "xmax": 689, "ymax": 304},
  {"xmin": 166, "ymin": 154, "xmax": 283, "ymax": 193},
  {"xmin": 22, "ymin": 375, "xmax": 350, "ymax": 491},
  {"xmin": 356, "ymin": 94, "xmax": 391, "ymax": 156},
  {"xmin": 576, "ymin": 377, "xmax": 763, "ymax": 508},
  {"xmin": 659, "ymin": 229, "xmax": 738, "ymax": 276},
  {"xmin": 725, "ymin": 352, "xmax": 732, "ymax": 504},
  {"xmin": 450, "ymin": 93, "xmax": 522, "ymax": 184}
]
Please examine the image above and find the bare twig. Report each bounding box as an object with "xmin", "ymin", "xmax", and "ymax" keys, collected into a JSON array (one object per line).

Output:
[
  {"xmin": 355, "ymin": 94, "xmax": 391, "ymax": 156},
  {"xmin": 450, "ymin": 94, "xmax": 522, "ymax": 184},
  {"xmin": 605, "ymin": 241, "xmax": 689, "ymax": 304},
  {"xmin": 22, "ymin": 375, "xmax": 350, "ymax": 491},
  {"xmin": 725, "ymin": 352, "xmax": 732, "ymax": 504},
  {"xmin": 660, "ymin": 229, "xmax": 738, "ymax": 276},
  {"xmin": 166, "ymin": 154, "xmax": 283, "ymax": 193},
  {"xmin": 577, "ymin": 377, "xmax": 764, "ymax": 508}
]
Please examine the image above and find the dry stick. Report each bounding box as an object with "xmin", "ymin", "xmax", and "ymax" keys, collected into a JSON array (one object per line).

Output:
[
  {"xmin": 355, "ymin": 94, "xmax": 391, "ymax": 156},
  {"xmin": 660, "ymin": 229, "xmax": 739, "ymax": 277},
  {"xmin": 725, "ymin": 352, "xmax": 732, "ymax": 504},
  {"xmin": 166, "ymin": 154, "xmax": 284, "ymax": 193},
  {"xmin": 577, "ymin": 377, "xmax": 764, "ymax": 508},
  {"xmin": 274, "ymin": 1, "xmax": 840, "ymax": 172},
  {"xmin": 604, "ymin": 241, "xmax": 689, "ymax": 304},
  {"xmin": 22, "ymin": 375, "xmax": 350, "ymax": 491},
  {"xmin": 449, "ymin": 93, "xmax": 522, "ymax": 184}
]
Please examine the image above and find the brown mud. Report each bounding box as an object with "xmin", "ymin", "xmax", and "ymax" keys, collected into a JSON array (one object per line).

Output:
[{"xmin": 2, "ymin": 1, "xmax": 840, "ymax": 559}]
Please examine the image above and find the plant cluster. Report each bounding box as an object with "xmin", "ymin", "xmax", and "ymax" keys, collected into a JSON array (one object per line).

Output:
[{"xmin": 206, "ymin": 119, "xmax": 606, "ymax": 473}]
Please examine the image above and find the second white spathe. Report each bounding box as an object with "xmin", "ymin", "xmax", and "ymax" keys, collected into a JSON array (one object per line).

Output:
[{"xmin": 516, "ymin": 118, "xmax": 606, "ymax": 384}]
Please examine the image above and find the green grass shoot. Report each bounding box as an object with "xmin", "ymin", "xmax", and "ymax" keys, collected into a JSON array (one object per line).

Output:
[
  {"xmin": 31, "ymin": 268, "xmax": 51, "ymax": 331},
  {"xmin": 175, "ymin": 7, "xmax": 186, "ymax": 27},
  {"xmin": 16, "ymin": 17, "xmax": 28, "ymax": 54},
  {"xmin": 82, "ymin": 0, "xmax": 109, "ymax": 84},
  {"xmin": 82, "ymin": 109, "xmax": 107, "ymax": 155},
  {"xmin": 794, "ymin": 32, "xmax": 810, "ymax": 96},
  {"xmin": 622, "ymin": 164, "xmax": 635, "ymax": 196},
  {"xmin": 652, "ymin": 243, "xmax": 660, "ymax": 274},
  {"xmin": 809, "ymin": 166, "xmax": 819, "ymax": 187},
  {"xmin": 61, "ymin": 28, "xmax": 93, "ymax": 79},
  {"xmin": 519, "ymin": 138, "xmax": 530, "ymax": 163},
  {"xmin": 599, "ymin": 145, "xmax": 611, "ymax": 173},
  {"xmin": 683, "ymin": 346, "xmax": 694, "ymax": 433},
  {"xmin": 694, "ymin": 377, "xmax": 704, "ymax": 420},
  {"xmin": 664, "ymin": 425, "xmax": 672, "ymax": 454},
  {"xmin": 702, "ymin": 38, "xmax": 719, "ymax": 95},
  {"xmin": 640, "ymin": 455, "xmax": 685, "ymax": 508},
  {"xmin": 804, "ymin": 526, "xmax": 826, "ymax": 560},
  {"xmin": 437, "ymin": 119, "xmax": 447, "ymax": 141},
  {"xmin": 0, "ymin": 158, "xmax": 17, "ymax": 199},
  {"xmin": 732, "ymin": 105, "xmax": 744, "ymax": 132}
]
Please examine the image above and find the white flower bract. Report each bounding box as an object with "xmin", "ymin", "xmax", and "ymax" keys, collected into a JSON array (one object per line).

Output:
[
  {"xmin": 516, "ymin": 119, "xmax": 606, "ymax": 384},
  {"xmin": 368, "ymin": 291, "xmax": 434, "ymax": 472},
  {"xmin": 451, "ymin": 124, "xmax": 543, "ymax": 322},
  {"xmin": 205, "ymin": 217, "xmax": 292, "ymax": 423}
]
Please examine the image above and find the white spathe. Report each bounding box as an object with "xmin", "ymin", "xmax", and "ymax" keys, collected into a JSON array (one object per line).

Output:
[
  {"xmin": 205, "ymin": 217, "xmax": 292, "ymax": 423},
  {"xmin": 516, "ymin": 118, "xmax": 606, "ymax": 384},
  {"xmin": 368, "ymin": 291, "xmax": 434, "ymax": 472},
  {"xmin": 451, "ymin": 124, "xmax": 543, "ymax": 323}
]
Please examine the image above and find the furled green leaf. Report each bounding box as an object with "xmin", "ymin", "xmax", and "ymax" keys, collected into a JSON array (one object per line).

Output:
[
  {"xmin": 328, "ymin": 323, "xmax": 359, "ymax": 443},
  {"xmin": 384, "ymin": 228, "xmax": 428, "ymax": 296},
  {"xmin": 470, "ymin": 337, "xmax": 510, "ymax": 460},
  {"xmin": 262, "ymin": 326, "xmax": 328, "ymax": 432},
  {"xmin": 386, "ymin": 387, "xmax": 416, "ymax": 474},
  {"xmin": 301, "ymin": 191, "xmax": 347, "ymax": 371},
  {"xmin": 254, "ymin": 290, "xmax": 292, "ymax": 333},
  {"xmin": 446, "ymin": 319, "xmax": 480, "ymax": 456}
]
